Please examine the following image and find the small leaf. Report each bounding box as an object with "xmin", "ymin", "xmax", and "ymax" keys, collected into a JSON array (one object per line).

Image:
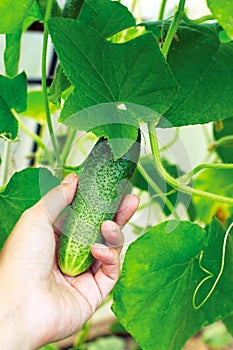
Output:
[
  {"xmin": 0, "ymin": 72, "xmax": 27, "ymax": 139},
  {"xmin": 113, "ymin": 218, "xmax": 233, "ymax": 350},
  {"xmin": 4, "ymin": 2, "xmax": 42, "ymax": 77},
  {"xmin": 48, "ymin": 64, "xmax": 72, "ymax": 105},
  {"xmin": 0, "ymin": 72, "xmax": 27, "ymax": 113},
  {"xmin": 0, "ymin": 168, "xmax": 59, "ymax": 251},
  {"xmin": 207, "ymin": 0, "xmax": 233, "ymax": 39},
  {"xmin": 0, "ymin": 96, "xmax": 18, "ymax": 139},
  {"xmin": 0, "ymin": 0, "xmax": 35, "ymax": 34},
  {"xmin": 4, "ymin": 29, "xmax": 22, "ymax": 77}
]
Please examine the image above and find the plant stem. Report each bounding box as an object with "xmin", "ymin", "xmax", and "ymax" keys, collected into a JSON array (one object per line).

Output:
[
  {"xmin": 137, "ymin": 162, "xmax": 180, "ymax": 220},
  {"xmin": 161, "ymin": 0, "xmax": 186, "ymax": 58},
  {"xmin": 147, "ymin": 0, "xmax": 233, "ymax": 207},
  {"xmin": 60, "ymin": 127, "xmax": 76, "ymax": 164},
  {"xmin": 158, "ymin": 0, "xmax": 168, "ymax": 20},
  {"xmin": 208, "ymin": 135, "xmax": 233, "ymax": 151},
  {"xmin": 148, "ymin": 122, "xmax": 233, "ymax": 205},
  {"xmin": 0, "ymin": 141, "xmax": 11, "ymax": 186},
  {"xmin": 15, "ymin": 115, "xmax": 45, "ymax": 150},
  {"xmin": 179, "ymin": 162, "xmax": 233, "ymax": 183},
  {"xmin": 17, "ymin": 117, "xmax": 54, "ymax": 165},
  {"xmin": 42, "ymin": 0, "xmax": 61, "ymax": 168},
  {"xmin": 183, "ymin": 13, "xmax": 214, "ymax": 25},
  {"xmin": 130, "ymin": 0, "xmax": 138, "ymax": 14}
]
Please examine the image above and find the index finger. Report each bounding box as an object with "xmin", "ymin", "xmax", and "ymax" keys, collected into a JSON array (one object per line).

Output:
[{"xmin": 114, "ymin": 194, "xmax": 140, "ymax": 227}]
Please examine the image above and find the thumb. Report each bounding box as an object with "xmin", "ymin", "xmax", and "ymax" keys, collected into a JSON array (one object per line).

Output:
[{"xmin": 28, "ymin": 172, "xmax": 78, "ymax": 225}]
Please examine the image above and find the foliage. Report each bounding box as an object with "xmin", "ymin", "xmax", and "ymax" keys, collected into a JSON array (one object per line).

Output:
[{"xmin": 0, "ymin": 0, "xmax": 233, "ymax": 349}]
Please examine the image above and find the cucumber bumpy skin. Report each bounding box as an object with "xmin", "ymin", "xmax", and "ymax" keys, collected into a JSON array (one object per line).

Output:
[{"xmin": 58, "ymin": 130, "xmax": 141, "ymax": 276}]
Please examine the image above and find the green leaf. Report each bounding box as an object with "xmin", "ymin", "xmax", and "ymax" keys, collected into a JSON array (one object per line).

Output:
[
  {"xmin": 0, "ymin": 0, "xmax": 35, "ymax": 34},
  {"xmin": 213, "ymin": 117, "xmax": 233, "ymax": 163},
  {"xmin": 36, "ymin": 0, "xmax": 61, "ymax": 18},
  {"xmin": 0, "ymin": 96, "xmax": 18, "ymax": 139},
  {"xmin": 84, "ymin": 336, "xmax": 126, "ymax": 350},
  {"xmin": 21, "ymin": 90, "xmax": 59, "ymax": 124},
  {"xmin": 0, "ymin": 168, "xmax": 59, "ymax": 251},
  {"xmin": 4, "ymin": 2, "xmax": 42, "ymax": 77},
  {"xmin": 0, "ymin": 72, "xmax": 27, "ymax": 113},
  {"xmin": 63, "ymin": 0, "xmax": 84, "ymax": 19},
  {"xmin": 223, "ymin": 314, "xmax": 233, "ymax": 336},
  {"xmin": 0, "ymin": 72, "xmax": 27, "ymax": 139},
  {"xmin": 113, "ymin": 218, "xmax": 233, "ymax": 350},
  {"xmin": 78, "ymin": 0, "xmax": 136, "ymax": 38},
  {"xmin": 4, "ymin": 29, "xmax": 22, "ymax": 77},
  {"xmin": 193, "ymin": 168, "xmax": 233, "ymax": 223},
  {"xmin": 48, "ymin": 18, "xmax": 178, "ymax": 156},
  {"xmin": 147, "ymin": 23, "xmax": 233, "ymax": 127},
  {"xmin": 48, "ymin": 64, "xmax": 72, "ymax": 105},
  {"xmin": 49, "ymin": 0, "xmax": 135, "ymax": 106},
  {"xmin": 207, "ymin": 0, "xmax": 233, "ymax": 39}
]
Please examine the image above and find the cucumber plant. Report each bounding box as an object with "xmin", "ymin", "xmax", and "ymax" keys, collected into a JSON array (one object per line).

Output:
[{"xmin": 0, "ymin": 0, "xmax": 233, "ymax": 349}]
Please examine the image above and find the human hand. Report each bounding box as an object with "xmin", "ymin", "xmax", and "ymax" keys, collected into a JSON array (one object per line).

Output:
[{"xmin": 0, "ymin": 173, "xmax": 139, "ymax": 350}]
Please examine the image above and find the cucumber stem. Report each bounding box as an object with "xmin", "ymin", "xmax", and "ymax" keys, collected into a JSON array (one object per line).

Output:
[
  {"xmin": 0, "ymin": 141, "xmax": 11, "ymax": 186},
  {"xmin": 137, "ymin": 162, "xmax": 180, "ymax": 220},
  {"xmin": 148, "ymin": 122, "xmax": 233, "ymax": 206},
  {"xmin": 183, "ymin": 13, "xmax": 215, "ymax": 25},
  {"xmin": 41, "ymin": 0, "xmax": 61, "ymax": 168},
  {"xmin": 158, "ymin": 0, "xmax": 168, "ymax": 21}
]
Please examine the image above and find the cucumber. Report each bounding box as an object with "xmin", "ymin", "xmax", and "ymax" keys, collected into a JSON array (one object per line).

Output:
[{"xmin": 58, "ymin": 130, "xmax": 141, "ymax": 276}]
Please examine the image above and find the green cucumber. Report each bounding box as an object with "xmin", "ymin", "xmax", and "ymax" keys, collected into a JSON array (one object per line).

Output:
[{"xmin": 58, "ymin": 130, "xmax": 141, "ymax": 276}]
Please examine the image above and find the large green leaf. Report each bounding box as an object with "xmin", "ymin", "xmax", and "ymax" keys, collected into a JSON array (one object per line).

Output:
[
  {"xmin": 0, "ymin": 72, "xmax": 27, "ymax": 139},
  {"xmin": 113, "ymin": 218, "xmax": 233, "ymax": 350},
  {"xmin": 207, "ymin": 0, "xmax": 233, "ymax": 39},
  {"xmin": 145, "ymin": 23, "xmax": 233, "ymax": 127},
  {"xmin": 0, "ymin": 168, "xmax": 59, "ymax": 251},
  {"xmin": 193, "ymin": 168, "xmax": 233, "ymax": 223},
  {"xmin": 0, "ymin": 0, "xmax": 35, "ymax": 33},
  {"xmin": 48, "ymin": 18, "xmax": 178, "ymax": 157},
  {"xmin": 49, "ymin": 0, "xmax": 135, "ymax": 107}
]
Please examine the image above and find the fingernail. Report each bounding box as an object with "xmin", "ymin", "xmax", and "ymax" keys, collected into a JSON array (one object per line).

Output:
[
  {"xmin": 92, "ymin": 243, "xmax": 109, "ymax": 251},
  {"xmin": 102, "ymin": 221, "xmax": 116, "ymax": 230},
  {"xmin": 62, "ymin": 173, "xmax": 77, "ymax": 184}
]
